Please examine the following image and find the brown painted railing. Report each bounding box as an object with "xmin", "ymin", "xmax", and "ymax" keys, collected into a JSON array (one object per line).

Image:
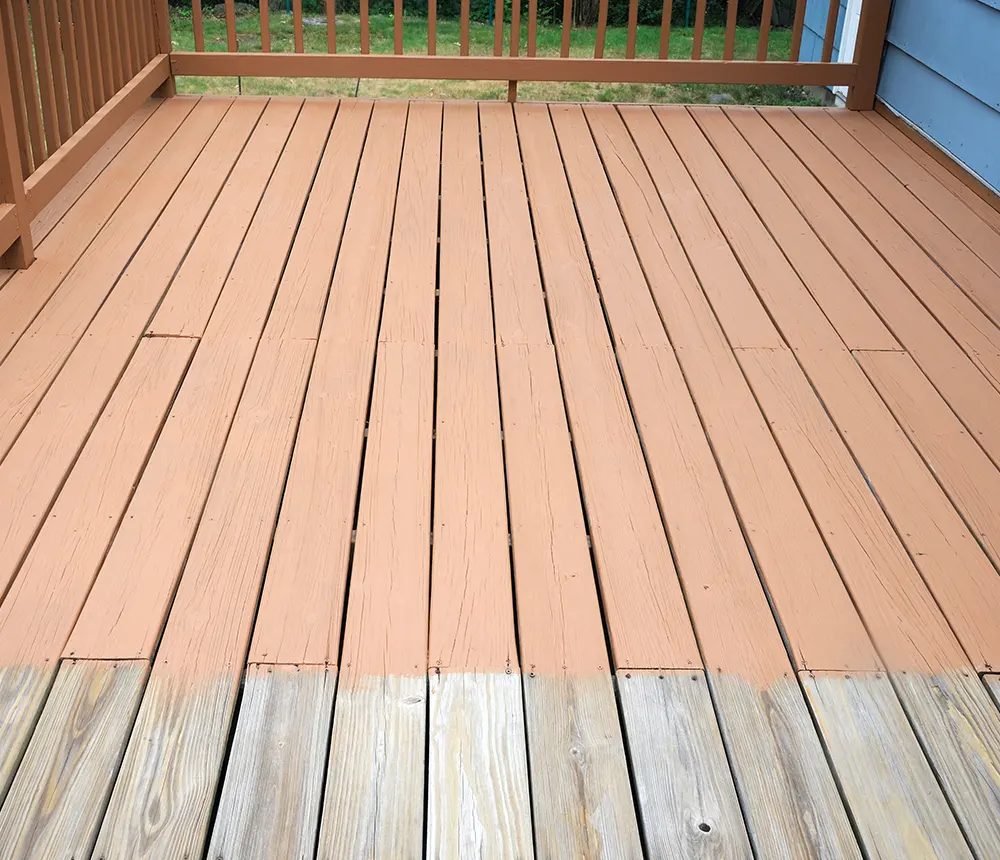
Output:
[{"xmin": 0, "ymin": 0, "xmax": 892, "ymax": 269}]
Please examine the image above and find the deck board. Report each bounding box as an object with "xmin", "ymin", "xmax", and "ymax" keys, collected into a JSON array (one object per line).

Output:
[{"xmin": 2, "ymin": 97, "xmax": 1000, "ymax": 858}]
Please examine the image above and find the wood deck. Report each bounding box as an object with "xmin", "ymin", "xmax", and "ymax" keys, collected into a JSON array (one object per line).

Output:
[{"xmin": 0, "ymin": 94, "xmax": 999, "ymax": 858}]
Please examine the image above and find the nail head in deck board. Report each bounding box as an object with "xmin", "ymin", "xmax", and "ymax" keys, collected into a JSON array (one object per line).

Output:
[
  {"xmin": 426, "ymin": 671, "xmax": 533, "ymax": 859},
  {"xmin": 0, "ymin": 337, "xmax": 195, "ymax": 667},
  {"xmin": 0, "ymin": 96, "xmax": 194, "ymax": 364},
  {"xmin": 799, "ymin": 109, "xmax": 1000, "ymax": 329},
  {"xmin": 596, "ymin": 103, "xmax": 880, "ymax": 676},
  {"xmin": 65, "ymin": 103, "xmax": 333, "ymax": 662},
  {"xmin": 92, "ymin": 673, "xmax": 236, "ymax": 860},
  {"xmin": 0, "ymin": 96, "xmax": 232, "ymax": 462},
  {"xmin": 0, "ymin": 666, "xmax": 53, "ymax": 803},
  {"xmin": 841, "ymin": 112, "xmax": 1000, "ymax": 280},
  {"xmin": 0, "ymin": 660, "xmax": 147, "ymax": 860},
  {"xmin": 736, "ymin": 346, "xmax": 970, "ymax": 673},
  {"xmin": 891, "ymin": 671, "xmax": 1000, "ymax": 859},
  {"xmin": 317, "ymin": 673, "xmax": 426, "ymax": 858},
  {"xmin": 759, "ymin": 108, "xmax": 1000, "ymax": 393},
  {"xmin": 208, "ymin": 665, "xmax": 335, "ymax": 860},
  {"xmin": 526, "ymin": 673, "xmax": 642, "ymax": 857},
  {"xmin": 248, "ymin": 100, "xmax": 406, "ymax": 667},
  {"xmin": 710, "ymin": 673, "xmax": 862, "ymax": 860},
  {"xmin": 617, "ymin": 671, "xmax": 750, "ymax": 859},
  {"xmin": 802, "ymin": 671, "xmax": 974, "ymax": 860},
  {"xmin": 430, "ymin": 102, "xmax": 516, "ymax": 672},
  {"xmin": 690, "ymin": 106, "xmax": 898, "ymax": 353},
  {"xmin": 857, "ymin": 349, "xmax": 1000, "ymax": 560},
  {"xmin": 147, "ymin": 97, "xmax": 301, "ymax": 339},
  {"xmin": 516, "ymin": 101, "xmax": 699, "ymax": 670}
]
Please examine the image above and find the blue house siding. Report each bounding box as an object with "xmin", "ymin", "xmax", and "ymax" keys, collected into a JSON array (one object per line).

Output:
[
  {"xmin": 800, "ymin": 0, "xmax": 847, "ymax": 63},
  {"xmin": 877, "ymin": 0, "xmax": 1000, "ymax": 192}
]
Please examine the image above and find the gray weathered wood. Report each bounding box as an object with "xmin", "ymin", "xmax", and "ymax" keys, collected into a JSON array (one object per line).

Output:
[
  {"xmin": 0, "ymin": 660, "xmax": 147, "ymax": 860},
  {"xmin": 208, "ymin": 665, "xmax": 335, "ymax": 860},
  {"xmin": 891, "ymin": 670, "xmax": 1000, "ymax": 859},
  {"xmin": 526, "ymin": 673, "xmax": 642, "ymax": 859},
  {"xmin": 987, "ymin": 675, "xmax": 1000, "ymax": 710},
  {"xmin": 617, "ymin": 670, "xmax": 751, "ymax": 859},
  {"xmin": 426, "ymin": 671, "xmax": 533, "ymax": 859},
  {"xmin": 711, "ymin": 673, "xmax": 862, "ymax": 859},
  {"xmin": 316, "ymin": 673, "xmax": 426, "ymax": 859},
  {"xmin": 0, "ymin": 666, "xmax": 54, "ymax": 804},
  {"xmin": 804, "ymin": 671, "xmax": 973, "ymax": 859},
  {"xmin": 91, "ymin": 672, "xmax": 237, "ymax": 860}
]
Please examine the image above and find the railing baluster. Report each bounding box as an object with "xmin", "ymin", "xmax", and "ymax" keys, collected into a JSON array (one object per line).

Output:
[
  {"xmin": 326, "ymin": 0, "xmax": 334, "ymax": 52},
  {"xmin": 152, "ymin": 0, "xmax": 175, "ymax": 94},
  {"xmin": 30, "ymin": 0, "xmax": 62, "ymax": 154},
  {"xmin": 192, "ymin": 0, "xmax": 204, "ymax": 51},
  {"xmin": 95, "ymin": 0, "xmax": 117, "ymax": 96},
  {"xmin": 258, "ymin": 0, "xmax": 269, "ymax": 51},
  {"xmin": 658, "ymin": 0, "xmax": 671, "ymax": 59},
  {"xmin": 107, "ymin": 0, "xmax": 126, "ymax": 88},
  {"xmin": 43, "ymin": 0, "xmax": 72, "ymax": 139},
  {"xmin": 57, "ymin": 0, "xmax": 85, "ymax": 129},
  {"xmin": 136, "ymin": 0, "xmax": 155, "ymax": 59},
  {"xmin": 394, "ymin": 0, "xmax": 402, "ymax": 54},
  {"xmin": 361, "ymin": 0, "xmax": 369, "ymax": 53},
  {"xmin": 560, "ymin": 0, "xmax": 571, "ymax": 57},
  {"xmin": 595, "ymin": 0, "xmax": 608, "ymax": 57},
  {"xmin": 116, "ymin": 0, "xmax": 136, "ymax": 80},
  {"xmin": 460, "ymin": 0, "xmax": 468, "ymax": 56},
  {"xmin": 225, "ymin": 0, "xmax": 237, "ymax": 51},
  {"xmin": 508, "ymin": 0, "xmax": 519, "ymax": 99},
  {"xmin": 70, "ymin": 0, "xmax": 94, "ymax": 115},
  {"xmin": 691, "ymin": 0, "xmax": 706, "ymax": 59},
  {"xmin": 293, "ymin": 0, "xmax": 304, "ymax": 52},
  {"xmin": 625, "ymin": 0, "xmax": 637, "ymax": 59},
  {"xmin": 821, "ymin": 0, "xmax": 838, "ymax": 62},
  {"xmin": 427, "ymin": 0, "xmax": 435, "ymax": 54},
  {"xmin": 2, "ymin": 0, "xmax": 31, "ymax": 174},
  {"xmin": 10, "ymin": 0, "xmax": 43, "ymax": 166},
  {"xmin": 757, "ymin": 0, "xmax": 772, "ymax": 60},
  {"xmin": 790, "ymin": 0, "xmax": 805, "ymax": 61},
  {"xmin": 0, "ymin": 4, "xmax": 33, "ymax": 266},
  {"xmin": 493, "ymin": 0, "xmax": 502, "ymax": 56},
  {"xmin": 86, "ymin": 0, "xmax": 107, "ymax": 106},
  {"xmin": 527, "ymin": 0, "xmax": 536, "ymax": 56},
  {"xmin": 723, "ymin": 0, "xmax": 737, "ymax": 59}
]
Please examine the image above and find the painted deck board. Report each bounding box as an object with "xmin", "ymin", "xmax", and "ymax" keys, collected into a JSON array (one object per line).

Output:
[{"xmin": 2, "ymin": 98, "xmax": 1000, "ymax": 859}]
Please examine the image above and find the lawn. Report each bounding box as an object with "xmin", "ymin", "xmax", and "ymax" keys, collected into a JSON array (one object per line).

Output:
[{"xmin": 171, "ymin": 9, "xmax": 823, "ymax": 104}]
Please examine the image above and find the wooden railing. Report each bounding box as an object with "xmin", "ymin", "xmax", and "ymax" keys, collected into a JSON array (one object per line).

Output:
[
  {"xmin": 0, "ymin": 0, "xmax": 172, "ymax": 267},
  {"xmin": 0, "ymin": 0, "xmax": 892, "ymax": 268}
]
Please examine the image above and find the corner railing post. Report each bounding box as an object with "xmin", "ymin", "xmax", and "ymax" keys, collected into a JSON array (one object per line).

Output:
[
  {"xmin": 151, "ymin": 0, "xmax": 176, "ymax": 97},
  {"xmin": 846, "ymin": 0, "xmax": 892, "ymax": 110},
  {"xmin": 0, "ymin": 9, "xmax": 33, "ymax": 268}
]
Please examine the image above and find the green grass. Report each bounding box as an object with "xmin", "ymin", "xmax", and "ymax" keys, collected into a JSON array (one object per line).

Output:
[{"xmin": 171, "ymin": 10, "xmax": 821, "ymax": 104}]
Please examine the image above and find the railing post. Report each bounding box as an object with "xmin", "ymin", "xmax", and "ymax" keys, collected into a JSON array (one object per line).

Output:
[
  {"xmin": 151, "ymin": 0, "xmax": 175, "ymax": 97},
  {"xmin": 0, "ymin": 9, "xmax": 33, "ymax": 267},
  {"xmin": 846, "ymin": 0, "xmax": 892, "ymax": 110}
]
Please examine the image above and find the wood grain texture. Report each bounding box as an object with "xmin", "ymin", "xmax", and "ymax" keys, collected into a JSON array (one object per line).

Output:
[
  {"xmin": 803, "ymin": 671, "xmax": 973, "ymax": 860},
  {"xmin": 148, "ymin": 97, "xmax": 300, "ymax": 338},
  {"xmin": 66, "ymin": 100, "xmax": 332, "ymax": 661},
  {"xmin": 429, "ymin": 102, "xmax": 515, "ymax": 672},
  {"xmin": 208, "ymin": 665, "xmax": 335, "ymax": 860},
  {"xmin": 987, "ymin": 675, "xmax": 1000, "ymax": 710},
  {"xmin": 760, "ymin": 108, "xmax": 1000, "ymax": 394},
  {"xmin": 857, "ymin": 349, "xmax": 1000, "ymax": 567},
  {"xmin": 0, "ymin": 337, "xmax": 194, "ymax": 667},
  {"xmin": 248, "ymin": 100, "xmax": 404, "ymax": 667},
  {"xmin": 0, "ymin": 661, "xmax": 148, "ymax": 860},
  {"xmin": 730, "ymin": 106, "xmax": 1000, "ymax": 467},
  {"xmin": 710, "ymin": 673, "xmax": 862, "ymax": 860},
  {"xmin": 845, "ymin": 112, "xmax": 1000, "ymax": 279},
  {"xmin": 525, "ymin": 673, "xmax": 643, "ymax": 858},
  {"xmin": 603, "ymin": 104, "xmax": 879, "ymax": 675},
  {"xmin": 553, "ymin": 102, "xmax": 794, "ymax": 686},
  {"xmin": 516, "ymin": 101, "xmax": 699, "ymax": 671},
  {"xmin": 891, "ymin": 671, "xmax": 1000, "ymax": 860},
  {"xmin": 803, "ymin": 109, "xmax": 1000, "ymax": 328},
  {"xmin": 0, "ymin": 96, "xmax": 193, "ymax": 365},
  {"xmin": 617, "ymin": 671, "xmax": 750, "ymax": 859},
  {"xmin": 426, "ymin": 671, "xmax": 532, "ymax": 859},
  {"xmin": 0, "ymin": 666, "xmax": 53, "ymax": 802},
  {"xmin": 92, "ymin": 672, "xmax": 235, "ymax": 860},
  {"xmin": 690, "ymin": 106, "xmax": 897, "ymax": 352},
  {"xmin": 317, "ymin": 674, "xmax": 427, "ymax": 858}
]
